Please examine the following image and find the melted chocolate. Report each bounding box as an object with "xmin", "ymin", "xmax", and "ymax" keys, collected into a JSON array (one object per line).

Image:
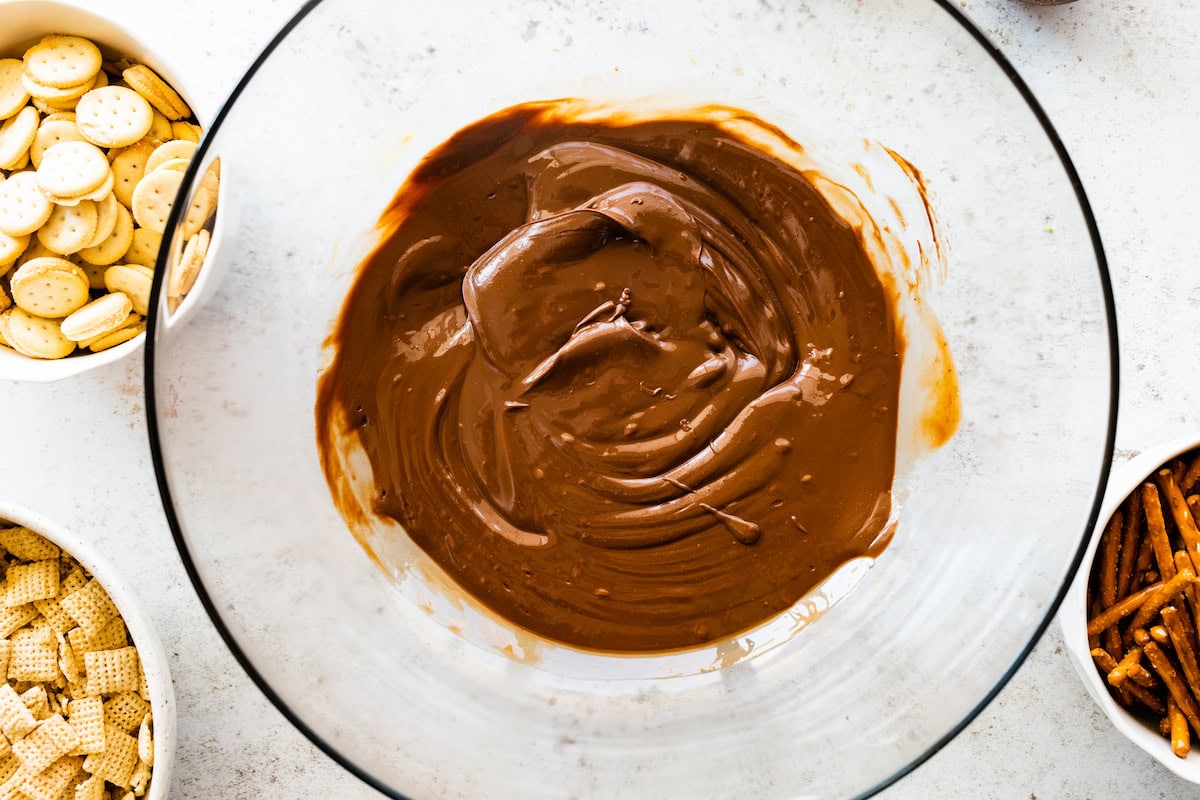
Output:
[{"xmin": 316, "ymin": 103, "xmax": 902, "ymax": 652}]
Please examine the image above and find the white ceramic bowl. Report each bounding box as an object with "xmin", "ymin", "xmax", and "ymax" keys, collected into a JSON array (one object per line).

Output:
[
  {"xmin": 0, "ymin": 500, "xmax": 175, "ymax": 798},
  {"xmin": 0, "ymin": 0, "xmax": 208, "ymax": 382},
  {"xmin": 1062, "ymin": 432, "xmax": 1200, "ymax": 784}
]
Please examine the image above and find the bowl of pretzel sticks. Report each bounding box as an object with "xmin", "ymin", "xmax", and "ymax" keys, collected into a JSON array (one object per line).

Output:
[{"xmin": 1064, "ymin": 434, "xmax": 1200, "ymax": 782}]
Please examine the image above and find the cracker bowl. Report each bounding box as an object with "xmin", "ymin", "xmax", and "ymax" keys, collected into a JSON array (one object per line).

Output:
[
  {"xmin": 0, "ymin": 1, "xmax": 216, "ymax": 382},
  {"xmin": 1062, "ymin": 433, "xmax": 1200, "ymax": 785},
  {"xmin": 0, "ymin": 500, "xmax": 174, "ymax": 798},
  {"xmin": 147, "ymin": 1, "xmax": 1116, "ymax": 798}
]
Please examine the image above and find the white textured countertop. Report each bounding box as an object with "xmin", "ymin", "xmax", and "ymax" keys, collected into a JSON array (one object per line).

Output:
[{"xmin": 1, "ymin": 0, "xmax": 1196, "ymax": 797}]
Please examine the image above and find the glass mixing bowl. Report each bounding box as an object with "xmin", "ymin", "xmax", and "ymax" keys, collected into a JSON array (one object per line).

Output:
[{"xmin": 145, "ymin": 1, "xmax": 1117, "ymax": 797}]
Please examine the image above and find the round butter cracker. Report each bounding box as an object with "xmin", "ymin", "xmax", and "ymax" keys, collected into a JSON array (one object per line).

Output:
[
  {"xmin": 80, "ymin": 309, "xmax": 141, "ymax": 347},
  {"xmin": 77, "ymin": 201, "xmax": 132, "ymax": 265},
  {"xmin": 15, "ymin": 238, "xmax": 57, "ymax": 267},
  {"xmin": 23, "ymin": 35, "xmax": 102, "ymax": 90},
  {"xmin": 72, "ymin": 169, "xmax": 115, "ymax": 205},
  {"xmin": 152, "ymin": 157, "xmax": 190, "ymax": 175},
  {"xmin": 10, "ymin": 256, "xmax": 90, "ymax": 318},
  {"xmin": 60, "ymin": 290, "xmax": 131, "ymax": 342},
  {"xmin": 104, "ymin": 264, "xmax": 154, "ymax": 316},
  {"xmin": 79, "ymin": 260, "xmax": 107, "ymax": 290},
  {"xmin": 31, "ymin": 116, "xmax": 86, "ymax": 168},
  {"xmin": 4, "ymin": 307, "xmax": 75, "ymax": 359},
  {"xmin": 169, "ymin": 228, "xmax": 209, "ymax": 300},
  {"xmin": 0, "ymin": 107, "xmax": 39, "ymax": 171},
  {"xmin": 0, "ymin": 231, "xmax": 29, "ymax": 268},
  {"xmin": 86, "ymin": 317, "xmax": 144, "ymax": 352},
  {"xmin": 200, "ymin": 157, "xmax": 221, "ymax": 193},
  {"xmin": 121, "ymin": 65, "xmax": 189, "ymax": 121},
  {"xmin": 20, "ymin": 72, "xmax": 92, "ymax": 107},
  {"xmin": 170, "ymin": 121, "xmax": 200, "ymax": 143},
  {"xmin": 131, "ymin": 168, "xmax": 182, "ymax": 234},
  {"xmin": 181, "ymin": 180, "xmax": 215, "ymax": 239},
  {"xmin": 111, "ymin": 140, "xmax": 155, "ymax": 208},
  {"xmin": 76, "ymin": 86, "xmax": 153, "ymax": 148},
  {"xmin": 0, "ymin": 59, "xmax": 29, "ymax": 121},
  {"xmin": 0, "ymin": 172, "xmax": 53, "ymax": 237},
  {"xmin": 36, "ymin": 140, "xmax": 110, "ymax": 200},
  {"xmin": 146, "ymin": 140, "xmax": 195, "ymax": 174},
  {"xmin": 85, "ymin": 192, "xmax": 120, "ymax": 249},
  {"xmin": 51, "ymin": 171, "xmax": 115, "ymax": 208},
  {"xmin": 36, "ymin": 200, "xmax": 98, "ymax": 255},
  {"xmin": 148, "ymin": 110, "xmax": 172, "ymax": 141},
  {"xmin": 124, "ymin": 227, "xmax": 161, "ymax": 269},
  {"xmin": 28, "ymin": 97, "xmax": 68, "ymax": 116}
]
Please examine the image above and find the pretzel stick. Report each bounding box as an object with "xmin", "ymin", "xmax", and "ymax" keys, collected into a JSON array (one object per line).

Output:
[
  {"xmin": 1126, "ymin": 660, "xmax": 1159, "ymax": 689},
  {"xmin": 1107, "ymin": 647, "xmax": 1157, "ymax": 689},
  {"xmin": 1161, "ymin": 714, "xmax": 1173, "ymax": 737},
  {"xmin": 1157, "ymin": 470, "xmax": 1200, "ymax": 573},
  {"xmin": 1142, "ymin": 483, "xmax": 1178, "ymax": 582},
  {"xmin": 1108, "ymin": 646, "xmax": 1143, "ymax": 688},
  {"xmin": 1189, "ymin": 497, "xmax": 1200, "ymax": 604},
  {"xmin": 1182, "ymin": 452, "xmax": 1200, "ymax": 495},
  {"xmin": 1092, "ymin": 648, "xmax": 1162, "ymax": 712},
  {"xmin": 1174, "ymin": 550, "xmax": 1200, "ymax": 627},
  {"xmin": 1089, "ymin": 582, "xmax": 1163, "ymax": 637},
  {"xmin": 1099, "ymin": 511, "xmax": 1123, "ymax": 607},
  {"xmin": 1134, "ymin": 532, "xmax": 1155, "ymax": 584},
  {"xmin": 1128, "ymin": 568, "xmax": 1196, "ymax": 643},
  {"xmin": 1098, "ymin": 511, "xmax": 1124, "ymax": 656},
  {"xmin": 1127, "ymin": 681, "xmax": 1167, "ymax": 715},
  {"xmin": 1169, "ymin": 697, "xmax": 1191, "ymax": 758},
  {"xmin": 1151, "ymin": 625, "xmax": 1170, "ymax": 644},
  {"xmin": 1177, "ymin": 593, "xmax": 1200, "ymax": 645},
  {"xmin": 1171, "ymin": 460, "xmax": 1188, "ymax": 489},
  {"xmin": 1093, "ymin": 648, "xmax": 1131, "ymax": 706},
  {"xmin": 1145, "ymin": 641, "xmax": 1200, "ymax": 735},
  {"xmin": 1092, "ymin": 648, "xmax": 1119, "ymax": 673},
  {"xmin": 1162, "ymin": 605, "xmax": 1200, "ymax": 709},
  {"xmin": 1104, "ymin": 627, "xmax": 1122, "ymax": 661},
  {"xmin": 1117, "ymin": 489, "xmax": 1144, "ymax": 600},
  {"xmin": 1188, "ymin": 497, "xmax": 1200, "ymax": 575}
]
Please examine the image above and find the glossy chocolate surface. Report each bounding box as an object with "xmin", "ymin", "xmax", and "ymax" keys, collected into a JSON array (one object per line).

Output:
[{"xmin": 317, "ymin": 104, "xmax": 901, "ymax": 651}]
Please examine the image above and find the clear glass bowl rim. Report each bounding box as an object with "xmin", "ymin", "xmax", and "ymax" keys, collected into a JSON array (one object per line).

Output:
[{"xmin": 142, "ymin": 1, "xmax": 1120, "ymax": 797}]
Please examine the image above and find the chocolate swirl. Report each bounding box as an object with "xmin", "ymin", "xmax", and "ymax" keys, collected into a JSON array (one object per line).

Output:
[{"xmin": 317, "ymin": 103, "xmax": 901, "ymax": 652}]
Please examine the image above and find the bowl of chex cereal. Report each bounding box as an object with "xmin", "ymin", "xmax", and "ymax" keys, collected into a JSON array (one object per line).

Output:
[
  {"xmin": 0, "ymin": 1, "xmax": 220, "ymax": 382},
  {"xmin": 0, "ymin": 501, "xmax": 173, "ymax": 799}
]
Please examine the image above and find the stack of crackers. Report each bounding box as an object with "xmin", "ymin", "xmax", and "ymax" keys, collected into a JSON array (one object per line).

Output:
[
  {"xmin": 0, "ymin": 34, "xmax": 217, "ymax": 359},
  {"xmin": 0, "ymin": 525, "xmax": 154, "ymax": 800}
]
